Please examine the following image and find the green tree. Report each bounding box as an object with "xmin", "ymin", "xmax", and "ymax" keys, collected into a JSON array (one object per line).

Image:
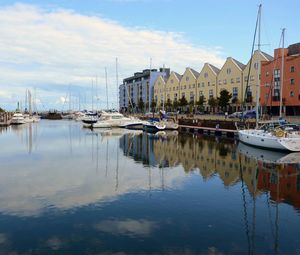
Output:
[
  {"xmin": 150, "ymin": 99, "xmax": 156, "ymax": 113},
  {"xmin": 196, "ymin": 95, "xmax": 206, "ymax": 112},
  {"xmin": 138, "ymin": 98, "xmax": 144, "ymax": 113},
  {"xmin": 0, "ymin": 107, "xmax": 5, "ymax": 113},
  {"xmin": 165, "ymin": 98, "xmax": 172, "ymax": 112},
  {"xmin": 179, "ymin": 95, "xmax": 188, "ymax": 111},
  {"xmin": 208, "ymin": 97, "xmax": 218, "ymax": 113},
  {"xmin": 218, "ymin": 89, "xmax": 232, "ymax": 111},
  {"xmin": 172, "ymin": 99, "xmax": 179, "ymax": 111}
]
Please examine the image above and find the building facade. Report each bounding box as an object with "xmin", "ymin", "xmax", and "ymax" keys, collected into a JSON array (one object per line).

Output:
[
  {"xmin": 242, "ymin": 50, "xmax": 274, "ymax": 110},
  {"xmin": 260, "ymin": 43, "xmax": 300, "ymax": 116},
  {"xmin": 154, "ymin": 71, "xmax": 182, "ymax": 109},
  {"xmin": 119, "ymin": 68, "xmax": 170, "ymax": 112},
  {"xmin": 179, "ymin": 67, "xmax": 200, "ymax": 104},
  {"xmin": 217, "ymin": 57, "xmax": 245, "ymax": 111},
  {"xmin": 197, "ymin": 63, "xmax": 220, "ymax": 111}
]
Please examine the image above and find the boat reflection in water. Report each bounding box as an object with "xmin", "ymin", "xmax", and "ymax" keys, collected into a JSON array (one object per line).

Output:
[{"xmin": 0, "ymin": 121, "xmax": 300, "ymax": 255}]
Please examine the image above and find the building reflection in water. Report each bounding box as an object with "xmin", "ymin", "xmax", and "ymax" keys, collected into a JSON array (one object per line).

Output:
[{"xmin": 119, "ymin": 131, "xmax": 300, "ymax": 211}]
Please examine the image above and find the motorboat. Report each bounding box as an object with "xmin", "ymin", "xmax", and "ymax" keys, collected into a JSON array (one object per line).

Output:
[
  {"xmin": 23, "ymin": 114, "xmax": 41, "ymax": 123},
  {"xmin": 82, "ymin": 111, "xmax": 98, "ymax": 125},
  {"xmin": 84, "ymin": 111, "xmax": 132, "ymax": 129},
  {"xmin": 160, "ymin": 118, "xmax": 179, "ymax": 130},
  {"xmin": 143, "ymin": 121, "xmax": 166, "ymax": 133},
  {"xmin": 11, "ymin": 112, "xmax": 26, "ymax": 125},
  {"xmin": 119, "ymin": 119, "xmax": 149, "ymax": 130}
]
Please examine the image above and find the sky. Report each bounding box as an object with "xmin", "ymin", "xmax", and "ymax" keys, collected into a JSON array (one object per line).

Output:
[{"xmin": 0, "ymin": 0, "xmax": 299, "ymax": 111}]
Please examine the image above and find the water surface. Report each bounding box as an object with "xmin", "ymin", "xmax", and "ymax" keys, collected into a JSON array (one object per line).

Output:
[{"xmin": 0, "ymin": 120, "xmax": 300, "ymax": 255}]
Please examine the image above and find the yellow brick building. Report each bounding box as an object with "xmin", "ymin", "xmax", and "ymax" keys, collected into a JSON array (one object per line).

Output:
[
  {"xmin": 165, "ymin": 71, "xmax": 182, "ymax": 103},
  {"xmin": 153, "ymin": 75, "xmax": 166, "ymax": 108},
  {"xmin": 242, "ymin": 50, "xmax": 274, "ymax": 110},
  {"xmin": 179, "ymin": 67, "xmax": 200, "ymax": 104},
  {"xmin": 217, "ymin": 57, "xmax": 246, "ymax": 111},
  {"xmin": 197, "ymin": 63, "xmax": 220, "ymax": 111}
]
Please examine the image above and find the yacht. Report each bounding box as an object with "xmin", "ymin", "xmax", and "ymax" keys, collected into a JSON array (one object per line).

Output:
[
  {"xmin": 237, "ymin": 5, "xmax": 300, "ymax": 152},
  {"xmin": 11, "ymin": 112, "xmax": 26, "ymax": 125},
  {"xmin": 83, "ymin": 111, "xmax": 134, "ymax": 128},
  {"xmin": 238, "ymin": 139, "xmax": 300, "ymax": 164}
]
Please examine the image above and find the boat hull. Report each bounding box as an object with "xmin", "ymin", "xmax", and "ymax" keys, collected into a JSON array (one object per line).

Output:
[{"xmin": 238, "ymin": 129, "xmax": 300, "ymax": 152}]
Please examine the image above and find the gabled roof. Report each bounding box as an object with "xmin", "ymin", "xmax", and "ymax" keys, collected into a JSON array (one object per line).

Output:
[
  {"xmin": 207, "ymin": 63, "xmax": 221, "ymax": 75},
  {"xmin": 189, "ymin": 68, "xmax": 200, "ymax": 79},
  {"xmin": 230, "ymin": 57, "xmax": 246, "ymax": 71},
  {"xmin": 260, "ymin": 51, "xmax": 274, "ymax": 61},
  {"xmin": 173, "ymin": 71, "xmax": 182, "ymax": 81}
]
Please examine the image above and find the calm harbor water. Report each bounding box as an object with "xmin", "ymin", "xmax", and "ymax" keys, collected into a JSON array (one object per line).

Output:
[{"xmin": 0, "ymin": 120, "xmax": 300, "ymax": 255}]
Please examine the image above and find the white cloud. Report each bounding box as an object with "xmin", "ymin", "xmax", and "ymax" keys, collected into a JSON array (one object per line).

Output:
[
  {"xmin": 0, "ymin": 3, "xmax": 224, "ymax": 109},
  {"xmin": 95, "ymin": 219, "xmax": 157, "ymax": 237}
]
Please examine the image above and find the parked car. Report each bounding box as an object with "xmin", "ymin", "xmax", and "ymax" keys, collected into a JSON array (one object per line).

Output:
[
  {"xmin": 228, "ymin": 111, "xmax": 242, "ymax": 118},
  {"xmin": 195, "ymin": 111, "xmax": 205, "ymax": 115},
  {"xmin": 243, "ymin": 110, "xmax": 256, "ymax": 119}
]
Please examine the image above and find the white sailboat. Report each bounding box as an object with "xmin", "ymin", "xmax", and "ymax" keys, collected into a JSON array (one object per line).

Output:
[
  {"xmin": 237, "ymin": 5, "xmax": 300, "ymax": 152},
  {"xmin": 11, "ymin": 102, "xmax": 26, "ymax": 125}
]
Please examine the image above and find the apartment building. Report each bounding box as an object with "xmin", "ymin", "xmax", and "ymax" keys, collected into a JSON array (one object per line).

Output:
[
  {"xmin": 242, "ymin": 50, "xmax": 273, "ymax": 110},
  {"xmin": 119, "ymin": 68, "xmax": 170, "ymax": 111},
  {"xmin": 217, "ymin": 57, "xmax": 245, "ymax": 111},
  {"xmin": 261, "ymin": 43, "xmax": 300, "ymax": 116},
  {"xmin": 179, "ymin": 67, "xmax": 200, "ymax": 104},
  {"xmin": 197, "ymin": 63, "xmax": 220, "ymax": 111}
]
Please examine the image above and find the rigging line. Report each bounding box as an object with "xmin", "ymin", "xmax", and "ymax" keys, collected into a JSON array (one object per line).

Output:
[
  {"xmin": 242, "ymin": 5, "xmax": 259, "ymax": 115},
  {"xmin": 266, "ymin": 191, "xmax": 276, "ymax": 243},
  {"xmin": 239, "ymin": 154, "xmax": 251, "ymax": 255}
]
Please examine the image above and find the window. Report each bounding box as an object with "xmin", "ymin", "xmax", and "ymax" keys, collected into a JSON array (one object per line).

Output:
[
  {"xmin": 218, "ymin": 80, "xmax": 222, "ymax": 85},
  {"xmin": 226, "ymin": 68, "xmax": 231, "ymax": 74},
  {"xmin": 231, "ymin": 78, "xmax": 234, "ymax": 84},
  {"xmin": 184, "ymin": 85, "xmax": 186, "ymax": 89},
  {"xmin": 244, "ymin": 76, "xmax": 248, "ymax": 82},
  {"xmin": 291, "ymin": 66, "xmax": 295, "ymax": 72},
  {"xmin": 176, "ymin": 86, "xmax": 179, "ymax": 90},
  {"xmin": 266, "ymin": 71, "xmax": 269, "ymax": 77},
  {"xmin": 233, "ymin": 87, "xmax": 238, "ymax": 97},
  {"xmin": 290, "ymin": 91, "xmax": 295, "ymax": 97},
  {"xmin": 291, "ymin": 79, "xmax": 295, "ymax": 85},
  {"xmin": 182, "ymin": 92, "xmax": 185, "ymax": 97},
  {"xmin": 204, "ymin": 72, "xmax": 208, "ymax": 78},
  {"xmin": 250, "ymin": 75, "xmax": 254, "ymax": 81},
  {"xmin": 265, "ymin": 83, "xmax": 270, "ymax": 87},
  {"xmin": 202, "ymin": 82, "xmax": 205, "ymax": 87},
  {"xmin": 198, "ymin": 83, "xmax": 200, "ymax": 88},
  {"xmin": 208, "ymin": 82, "xmax": 210, "ymax": 86},
  {"xmin": 236, "ymin": 77, "xmax": 240, "ymax": 83},
  {"xmin": 209, "ymin": 89, "xmax": 213, "ymax": 98},
  {"xmin": 199, "ymin": 91, "xmax": 203, "ymax": 96},
  {"xmin": 254, "ymin": 62, "xmax": 259, "ymax": 69},
  {"xmin": 186, "ymin": 76, "xmax": 189, "ymax": 81},
  {"xmin": 223, "ymin": 79, "xmax": 227, "ymax": 85}
]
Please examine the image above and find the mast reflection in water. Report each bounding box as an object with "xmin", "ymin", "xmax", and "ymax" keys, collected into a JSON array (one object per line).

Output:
[{"xmin": 0, "ymin": 120, "xmax": 300, "ymax": 255}]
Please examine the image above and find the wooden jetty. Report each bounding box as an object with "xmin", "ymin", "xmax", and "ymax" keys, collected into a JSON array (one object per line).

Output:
[
  {"xmin": 0, "ymin": 112, "xmax": 13, "ymax": 127},
  {"xmin": 178, "ymin": 118, "xmax": 255, "ymax": 138}
]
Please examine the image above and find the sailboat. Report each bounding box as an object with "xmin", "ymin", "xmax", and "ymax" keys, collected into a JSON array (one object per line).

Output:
[{"xmin": 237, "ymin": 5, "xmax": 300, "ymax": 152}]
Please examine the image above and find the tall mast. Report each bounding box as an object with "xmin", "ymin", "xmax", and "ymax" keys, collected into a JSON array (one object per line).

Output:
[
  {"xmin": 116, "ymin": 58, "xmax": 119, "ymax": 111},
  {"xmin": 149, "ymin": 57, "xmax": 152, "ymax": 112},
  {"xmin": 91, "ymin": 79, "xmax": 94, "ymax": 111},
  {"xmin": 105, "ymin": 67, "xmax": 108, "ymax": 110},
  {"xmin": 255, "ymin": 4, "xmax": 262, "ymax": 127},
  {"xmin": 279, "ymin": 28, "xmax": 285, "ymax": 118}
]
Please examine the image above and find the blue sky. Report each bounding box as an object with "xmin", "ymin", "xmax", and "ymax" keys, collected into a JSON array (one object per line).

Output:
[{"xmin": 0, "ymin": 0, "xmax": 299, "ymax": 110}]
